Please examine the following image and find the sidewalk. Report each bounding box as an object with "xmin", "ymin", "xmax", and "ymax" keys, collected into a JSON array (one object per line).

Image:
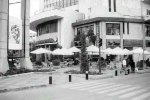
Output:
[
  {"xmin": 0, "ymin": 66, "xmax": 149, "ymax": 93},
  {"xmin": 136, "ymin": 67, "xmax": 150, "ymax": 74}
]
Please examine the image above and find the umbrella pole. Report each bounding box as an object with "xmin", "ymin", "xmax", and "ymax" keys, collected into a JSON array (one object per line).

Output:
[{"xmin": 99, "ymin": 46, "xmax": 101, "ymax": 74}]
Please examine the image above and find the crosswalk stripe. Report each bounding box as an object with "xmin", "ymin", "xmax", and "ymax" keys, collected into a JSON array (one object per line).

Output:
[
  {"xmin": 61, "ymin": 81, "xmax": 98, "ymax": 88},
  {"xmin": 131, "ymin": 92, "xmax": 150, "ymax": 100},
  {"xmin": 88, "ymin": 84, "xmax": 123, "ymax": 92},
  {"xmin": 70, "ymin": 82, "xmax": 108, "ymax": 89},
  {"xmin": 78, "ymin": 83, "xmax": 117, "ymax": 91},
  {"xmin": 108, "ymin": 86, "xmax": 140, "ymax": 96},
  {"xmin": 119, "ymin": 88, "xmax": 149, "ymax": 98},
  {"xmin": 96, "ymin": 85, "xmax": 131, "ymax": 94}
]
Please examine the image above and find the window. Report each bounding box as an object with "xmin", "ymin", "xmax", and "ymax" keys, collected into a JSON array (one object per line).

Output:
[
  {"xmin": 108, "ymin": 0, "xmax": 111, "ymax": 12},
  {"xmin": 113, "ymin": 0, "xmax": 116, "ymax": 12},
  {"xmin": 147, "ymin": 9, "xmax": 150, "ymax": 15},
  {"xmin": 106, "ymin": 23, "xmax": 120, "ymax": 35},
  {"xmin": 127, "ymin": 22, "xmax": 129, "ymax": 34},
  {"xmin": 123, "ymin": 22, "xmax": 125, "ymax": 34},
  {"xmin": 96, "ymin": 23, "xmax": 100, "ymax": 34},
  {"xmin": 146, "ymin": 25, "xmax": 150, "ymax": 37},
  {"xmin": 37, "ymin": 20, "xmax": 58, "ymax": 35}
]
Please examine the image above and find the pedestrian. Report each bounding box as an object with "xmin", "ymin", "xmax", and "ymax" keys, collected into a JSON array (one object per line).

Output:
[{"xmin": 122, "ymin": 58, "xmax": 127, "ymax": 73}]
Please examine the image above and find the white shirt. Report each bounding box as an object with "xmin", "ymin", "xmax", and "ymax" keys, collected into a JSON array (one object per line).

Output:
[{"xmin": 123, "ymin": 59, "xmax": 126, "ymax": 66}]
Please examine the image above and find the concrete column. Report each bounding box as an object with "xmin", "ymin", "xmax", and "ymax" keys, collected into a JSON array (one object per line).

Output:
[
  {"xmin": 120, "ymin": 22, "xmax": 123, "ymax": 49},
  {"xmin": 20, "ymin": 0, "xmax": 33, "ymax": 69},
  {"xmin": 0, "ymin": 0, "xmax": 9, "ymax": 73}
]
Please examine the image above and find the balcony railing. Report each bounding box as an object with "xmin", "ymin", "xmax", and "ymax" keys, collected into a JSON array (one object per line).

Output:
[{"xmin": 34, "ymin": 0, "xmax": 78, "ymax": 15}]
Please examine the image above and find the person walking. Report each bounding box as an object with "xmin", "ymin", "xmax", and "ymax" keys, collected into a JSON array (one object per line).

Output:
[{"xmin": 122, "ymin": 58, "xmax": 127, "ymax": 74}]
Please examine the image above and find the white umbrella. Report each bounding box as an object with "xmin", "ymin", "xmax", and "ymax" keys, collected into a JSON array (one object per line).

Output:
[
  {"xmin": 88, "ymin": 52, "xmax": 99, "ymax": 55},
  {"xmin": 52, "ymin": 48, "xmax": 73, "ymax": 55},
  {"xmin": 104, "ymin": 47, "xmax": 131, "ymax": 55},
  {"xmin": 132, "ymin": 48, "xmax": 150, "ymax": 55},
  {"xmin": 102, "ymin": 48, "xmax": 113, "ymax": 54},
  {"xmin": 87, "ymin": 45, "xmax": 99, "ymax": 52},
  {"xmin": 30, "ymin": 48, "xmax": 51, "ymax": 54},
  {"xmin": 111, "ymin": 47, "xmax": 125, "ymax": 55},
  {"xmin": 52, "ymin": 48, "xmax": 61, "ymax": 55},
  {"xmin": 60, "ymin": 48, "xmax": 73, "ymax": 55},
  {"xmin": 69, "ymin": 46, "xmax": 81, "ymax": 53},
  {"xmin": 123, "ymin": 48, "xmax": 132, "ymax": 55}
]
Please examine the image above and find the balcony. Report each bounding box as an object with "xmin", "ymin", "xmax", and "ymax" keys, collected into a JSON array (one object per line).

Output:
[{"xmin": 30, "ymin": 9, "xmax": 63, "ymax": 31}]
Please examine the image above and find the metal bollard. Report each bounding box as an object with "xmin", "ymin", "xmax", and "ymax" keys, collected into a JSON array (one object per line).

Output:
[
  {"xmin": 69, "ymin": 74, "xmax": 72, "ymax": 82},
  {"xmin": 125, "ymin": 69, "xmax": 128, "ymax": 75},
  {"xmin": 115, "ymin": 70, "xmax": 118, "ymax": 76},
  {"xmin": 127, "ymin": 69, "xmax": 130, "ymax": 74},
  {"xmin": 86, "ymin": 71, "xmax": 88, "ymax": 80},
  {"xmin": 49, "ymin": 76, "xmax": 52, "ymax": 84}
]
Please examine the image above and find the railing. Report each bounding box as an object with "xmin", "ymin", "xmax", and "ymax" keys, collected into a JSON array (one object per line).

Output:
[{"xmin": 34, "ymin": 0, "xmax": 78, "ymax": 15}]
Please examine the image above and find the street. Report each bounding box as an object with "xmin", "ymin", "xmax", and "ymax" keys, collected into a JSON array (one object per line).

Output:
[{"xmin": 0, "ymin": 73, "xmax": 150, "ymax": 100}]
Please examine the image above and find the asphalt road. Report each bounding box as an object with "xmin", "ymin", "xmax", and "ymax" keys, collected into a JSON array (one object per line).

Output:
[{"xmin": 0, "ymin": 73, "xmax": 150, "ymax": 100}]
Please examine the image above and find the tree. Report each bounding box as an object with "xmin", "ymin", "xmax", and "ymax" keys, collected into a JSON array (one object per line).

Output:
[{"xmin": 80, "ymin": 33, "xmax": 89, "ymax": 73}]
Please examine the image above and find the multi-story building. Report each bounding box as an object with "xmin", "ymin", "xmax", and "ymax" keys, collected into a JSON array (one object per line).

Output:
[{"xmin": 30, "ymin": 0, "xmax": 150, "ymax": 62}]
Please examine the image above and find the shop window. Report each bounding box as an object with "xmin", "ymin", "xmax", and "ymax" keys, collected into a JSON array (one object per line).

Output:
[
  {"xmin": 146, "ymin": 25, "xmax": 150, "ymax": 37},
  {"xmin": 75, "ymin": 25, "xmax": 95, "ymax": 46},
  {"xmin": 107, "ymin": 39, "xmax": 120, "ymax": 48},
  {"xmin": 37, "ymin": 20, "xmax": 58, "ymax": 35},
  {"xmin": 108, "ymin": 0, "xmax": 111, "ymax": 12},
  {"xmin": 106, "ymin": 23, "xmax": 120, "ymax": 35},
  {"xmin": 147, "ymin": 9, "xmax": 150, "ymax": 15}
]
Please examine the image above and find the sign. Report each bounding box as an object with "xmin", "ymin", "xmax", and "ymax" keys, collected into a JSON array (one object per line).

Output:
[{"xmin": 9, "ymin": 17, "xmax": 22, "ymax": 50}]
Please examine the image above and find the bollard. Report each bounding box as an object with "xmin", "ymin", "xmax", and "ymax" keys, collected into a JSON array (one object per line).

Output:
[
  {"xmin": 127, "ymin": 69, "xmax": 130, "ymax": 74},
  {"xmin": 86, "ymin": 71, "xmax": 88, "ymax": 80},
  {"xmin": 69, "ymin": 74, "xmax": 72, "ymax": 82},
  {"xmin": 115, "ymin": 70, "xmax": 118, "ymax": 76},
  {"xmin": 49, "ymin": 76, "xmax": 52, "ymax": 84},
  {"xmin": 125, "ymin": 69, "xmax": 128, "ymax": 75}
]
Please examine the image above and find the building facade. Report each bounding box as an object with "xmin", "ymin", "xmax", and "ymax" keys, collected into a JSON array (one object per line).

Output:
[
  {"xmin": 30, "ymin": 0, "xmax": 150, "ymax": 62},
  {"xmin": 0, "ymin": 0, "xmax": 32, "ymax": 73}
]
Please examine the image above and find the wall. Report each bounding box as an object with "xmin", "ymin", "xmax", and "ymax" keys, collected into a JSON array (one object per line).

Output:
[
  {"xmin": 123, "ymin": 23, "xmax": 143, "ymax": 40},
  {"xmin": 60, "ymin": 10, "xmax": 84, "ymax": 48},
  {"xmin": 78, "ymin": 0, "xmax": 146, "ymax": 19}
]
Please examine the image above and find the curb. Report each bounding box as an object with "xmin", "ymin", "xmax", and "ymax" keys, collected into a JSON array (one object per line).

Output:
[
  {"xmin": 0, "ymin": 84, "xmax": 49, "ymax": 93},
  {"xmin": 0, "ymin": 72, "xmax": 34, "ymax": 80},
  {"xmin": 73, "ymin": 74, "xmax": 114, "ymax": 80},
  {"xmin": 136, "ymin": 71, "xmax": 150, "ymax": 74}
]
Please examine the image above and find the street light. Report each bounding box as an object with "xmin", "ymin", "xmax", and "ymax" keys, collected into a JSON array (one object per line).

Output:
[
  {"xmin": 96, "ymin": 22, "xmax": 101, "ymax": 74},
  {"xmin": 141, "ymin": 0, "xmax": 146, "ymax": 69}
]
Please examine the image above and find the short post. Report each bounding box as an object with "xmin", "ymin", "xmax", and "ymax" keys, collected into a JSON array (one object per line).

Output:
[
  {"xmin": 86, "ymin": 71, "xmax": 88, "ymax": 80},
  {"xmin": 125, "ymin": 69, "xmax": 128, "ymax": 75},
  {"xmin": 69, "ymin": 74, "xmax": 72, "ymax": 82},
  {"xmin": 127, "ymin": 69, "xmax": 130, "ymax": 74},
  {"xmin": 49, "ymin": 76, "xmax": 52, "ymax": 84},
  {"xmin": 115, "ymin": 70, "xmax": 118, "ymax": 76}
]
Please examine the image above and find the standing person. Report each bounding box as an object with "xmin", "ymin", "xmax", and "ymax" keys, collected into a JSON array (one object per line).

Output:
[{"xmin": 122, "ymin": 58, "xmax": 127, "ymax": 73}]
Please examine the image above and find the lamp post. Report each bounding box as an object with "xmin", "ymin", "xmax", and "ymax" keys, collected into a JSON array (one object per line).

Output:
[
  {"xmin": 96, "ymin": 22, "xmax": 101, "ymax": 74},
  {"xmin": 141, "ymin": 0, "xmax": 146, "ymax": 69}
]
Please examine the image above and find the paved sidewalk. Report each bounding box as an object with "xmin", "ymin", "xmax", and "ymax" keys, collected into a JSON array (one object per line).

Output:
[{"xmin": 0, "ymin": 66, "xmax": 149, "ymax": 93}]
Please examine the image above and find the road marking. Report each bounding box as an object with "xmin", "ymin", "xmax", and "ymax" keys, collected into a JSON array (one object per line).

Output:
[
  {"xmin": 70, "ymin": 82, "xmax": 108, "ymax": 89},
  {"xmin": 61, "ymin": 81, "xmax": 99, "ymax": 88},
  {"xmin": 119, "ymin": 88, "xmax": 149, "ymax": 98},
  {"xmin": 131, "ymin": 92, "xmax": 150, "ymax": 100},
  {"xmin": 97, "ymin": 85, "xmax": 131, "ymax": 94},
  {"xmin": 78, "ymin": 83, "xmax": 117, "ymax": 91},
  {"xmin": 88, "ymin": 84, "xmax": 123, "ymax": 92},
  {"xmin": 108, "ymin": 86, "xmax": 140, "ymax": 96}
]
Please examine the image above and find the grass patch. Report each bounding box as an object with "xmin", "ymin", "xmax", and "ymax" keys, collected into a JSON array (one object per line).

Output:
[{"xmin": 65, "ymin": 69, "xmax": 103, "ymax": 75}]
